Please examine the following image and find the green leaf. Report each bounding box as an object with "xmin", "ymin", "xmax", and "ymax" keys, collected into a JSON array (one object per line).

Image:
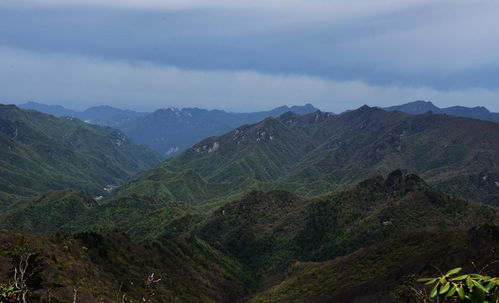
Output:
[
  {"xmin": 418, "ymin": 278, "xmax": 436, "ymax": 283},
  {"xmin": 467, "ymin": 277, "xmax": 475, "ymax": 288},
  {"xmin": 471, "ymin": 274, "xmax": 487, "ymax": 281},
  {"xmin": 471, "ymin": 287, "xmax": 485, "ymax": 303},
  {"xmin": 446, "ymin": 285, "xmax": 457, "ymax": 297},
  {"xmin": 485, "ymin": 281, "xmax": 495, "ymax": 292},
  {"xmin": 440, "ymin": 282, "xmax": 451, "ymax": 294},
  {"xmin": 457, "ymin": 286, "xmax": 466, "ymax": 300},
  {"xmin": 446, "ymin": 267, "xmax": 463, "ymax": 276},
  {"xmin": 490, "ymin": 289, "xmax": 499, "ymax": 303},
  {"xmin": 452, "ymin": 275, "xmax": 469, "ymax": 281},
  {"xmin": 472, "ymin": 280, "xmax": 490, "ymax": 293},
  {"xmin": 430, "ymin": 284, "xmax": 439, "ymax": 298}
]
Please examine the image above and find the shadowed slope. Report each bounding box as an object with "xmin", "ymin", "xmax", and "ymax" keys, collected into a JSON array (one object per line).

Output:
[{"xmin": 196, "ymin": 171, "xmax": 497, "ymax": 279}]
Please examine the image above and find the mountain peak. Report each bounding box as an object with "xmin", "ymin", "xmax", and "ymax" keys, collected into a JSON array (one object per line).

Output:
[
  {"xmin": 384, "ymin": 169, "xmax": 425, "ymax": 192},
  {"xmin": 0, "ymin": 104, "xmax": 23, "ymax": 119},
  {"xmin": 17, "ymin": 102, "xmax": 77, "ymax": 117},
  {"xmin": 0, "ymin": 103, "xmax": 19, "ymax": 111},
  {"xmin": 269, "ymin": 104, "xmax": 319, "ymax": 116},
  {"xmin": 348, "ymin": 104, "xmax": 386, "ymax": 115},
  {"xmin": 279, "ymin": 110, "xmax": 333, "ymax": 127},
  {"xmin": 20, "ymin": 101, "xmax": 43, "ymax": 107},
  {"xmin": 358, "ymin": 104, "xmax": 372, "ymax": 111},
  {"xmin": 383, "ymin": 101, "xmax": 499, "ymax": 122},
  {"xmin": 384, "ymin": 100, "xmax": 440, "ymax": 114},
  {"xmin": 411, "ymin": 100, "xmax": 434, "ymax": 105},
  {"xmin": 86, "ymin": 105, "xmax": 116, "ymax": 110},
  {"xmin": 357, "ymin": 170, "xmax": 426, "ymax": 195}
]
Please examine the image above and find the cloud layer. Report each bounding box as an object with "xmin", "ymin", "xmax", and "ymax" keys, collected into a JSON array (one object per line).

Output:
[
  {"xmin": 2, "ymin": 47, "xmax": 498, "ymax": 112},
  {"xmin": 0, "ymin": 0, "xmax": 498, "ymax": 110},
  {"xmin": 0, "ymin": 0, "xmax": 443, "ymax": 14}
]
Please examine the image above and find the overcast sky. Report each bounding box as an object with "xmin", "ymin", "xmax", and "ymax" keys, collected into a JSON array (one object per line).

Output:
[{"xmin": 1, "ymin": 0, "xmax": 499, "ymax": 112}]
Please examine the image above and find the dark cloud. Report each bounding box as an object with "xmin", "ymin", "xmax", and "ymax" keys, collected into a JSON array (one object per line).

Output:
[
  {"xmin": 0, "ymin": 1, "xmax": 498, "ymax": 110},
  {"xmin": 1, "ymin": 3, "xmax": 499, "ymax": 90}
]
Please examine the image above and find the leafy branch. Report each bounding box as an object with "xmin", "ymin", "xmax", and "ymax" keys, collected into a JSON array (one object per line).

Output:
[
  {"xmin": 0, "ymin": 284, "xmax": 20, "ymax": 302},
  {"xmin": 418, "ymin": 268, "xmax": 499, "ymax": 303}
]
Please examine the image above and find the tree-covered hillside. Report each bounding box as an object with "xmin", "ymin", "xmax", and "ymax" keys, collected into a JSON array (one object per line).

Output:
[
  {"xmin": 0, "ymin": 172, "xmax": 497, "ymax": 302},
  {"xmin": 117, "ymin": 106, "xmax": 499, "ymax": 208},
  {"xmin": 196, "ymin": 171, "xmax": 497, "ymax": 278},
  {"xmin": 0, "ymin": 105, "xmax": 162, "ymax": 208}
]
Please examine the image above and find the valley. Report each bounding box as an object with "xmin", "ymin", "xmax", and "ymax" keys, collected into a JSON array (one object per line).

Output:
[
  {"xmin": 3, "ymin": 2, "xmax": 499, "ymax": 301},
  {"xmin": 1, "ymin": 102, "xmax": 498, "ymax": 302}
]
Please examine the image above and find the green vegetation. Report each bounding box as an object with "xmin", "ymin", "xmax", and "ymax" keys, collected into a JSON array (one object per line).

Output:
[
  {"xmin": 196, "ymin": 171, "xmax": 498, "ymax": 279},
  {"xmin": 118, "ymin": 104, "xmax": 318, "ymax": 156},
  {"xmin": 0, "ymin": 190, "xmax": 201, "ymax": 241},
  {"xmin": 0, "ymin": 105, "xmax": 162, "ymax": 208},
  {"xmin": 418, "ymin": 268, "xmax": 499, "ymax": 303},
  {"xmin": 0, "ymin": 285, "xmax": 19, "ymax": 302},
  {"xmin": 62, "ymin": 195, "xmax": 201, "ymax": 241},
  {"xmin": 3, "ymin": 105, "xmax": 499, "ymax": 240},
  {"xmin": 0, "ymin": 190, "xmax": 96, "ymax": 232},
  {"xmin": 247, "ymin": 225, "xmax": 499, "ymax": 303},
  {"xmin": 0, "ymin": 230, "xmax": 254, "ymax": 302},
  {"xmin": 0, "ymin": 172, "xmax": 498, "ymax": 302},
  {"xmin": 1, "ymin": 105, "xmax": 499, "ymax": 302},
  {"xmin": 112, "ymin": 106, "xmax": 499, "ymax": 210}
]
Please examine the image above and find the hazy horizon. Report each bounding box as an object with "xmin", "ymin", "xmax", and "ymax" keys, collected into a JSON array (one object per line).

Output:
[{"xmin": 6, "ymin": 99, "xmax": 499, "ymax": 114}]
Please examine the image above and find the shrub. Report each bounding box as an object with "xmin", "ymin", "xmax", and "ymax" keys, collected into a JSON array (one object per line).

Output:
[
  {"xmin": 418, "ymin": 267, "xmax": 499, "ymax": 303},
  {"xmin": 0, "ymin": 284, "xmax": 20, "ymax": 303}
]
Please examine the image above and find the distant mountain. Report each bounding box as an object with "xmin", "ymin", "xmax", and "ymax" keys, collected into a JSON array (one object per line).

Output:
[
  {"xmin": 18, "ymin": 102, "xmax": 148, "ymax": 127},
  {"xmin": 384, "ymin": 100, "xmax": 499, "ymax": 122},
  {"xmin": 118, "ymin": 106, "xmax": 499, "ymax": 207},
  {"xmin": 18, "ymin": 101, "xmax": 79, "ymax": 117},
  {"xmin": 0, "ymin": 104, "xmax": 162, "ymax": 207},
  {"xmin": 79, "ymin": 105, "xmax": 149, "ymax": 127},
  {"xmin": 3, "ymin": 101, "xmax": 499, "ymax": 303},
  {"xmin": 119, "ymin": 103, "xmax": 319, "ymax": 156},
  {"xmin": 18, "ymin": 102, "xmax": 319, "ymax": 156}
]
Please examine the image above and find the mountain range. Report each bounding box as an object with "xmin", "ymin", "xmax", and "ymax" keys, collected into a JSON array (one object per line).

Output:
[
  {"xmin": 196, "ymin": 171, "xmax": 497, "ymax": 277},
  {"xmin": 119, "ymin": 104, "xmax": 319, "ymax": 156},
  {"xmin": 20, "ymin": 101, "xmax": 499, "ymax": 160},
  {"xmin": 2, "ymin": 104, "xmax": 499, "ymax": 234},
  {"xmin": 0, "ymin": 171, "xmax": 497, "ymax": 302},
  {"xmin": 115, "ymin": 105, "xmax": 499, "ymax": 209},
  {"xmin": 0, "ymin": 104, "xmax": 161, "ymax": 208},
  {"xmin": 1, "ymin": 104, "xmax": 499, "ymax": 239},
  {"xmin": 19, "ymin": 102, "xmax": 319, "ymax": 156},
  {"xmin": 384, "ymin": 100, "xmax": 499, "ymax": 122},
  {"xmin": 2, "ymin": 101, "xmax": 499, "ymax": 302},
  {"xmin": 18, "ymin": 102, "xmax": 148, "ymax": 127}
]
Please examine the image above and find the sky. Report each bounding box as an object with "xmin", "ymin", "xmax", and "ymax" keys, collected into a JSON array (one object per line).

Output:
[{"xmin": 1, "ymin": 0, "xmax": 499, "ymax": 112}]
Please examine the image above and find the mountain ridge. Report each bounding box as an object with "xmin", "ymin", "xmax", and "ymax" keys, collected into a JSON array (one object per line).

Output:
[
  {"xmin": 18, "ymin": 102, "xmax": 320, "ymax": 156},
  {"xmin": 384, "ymin": 100, "xmax": 499, "ymax": 122},
  {"xmin": 120, "ymin": 105, "xmax": 499, "ymax": 207},
  {"xmin": 195, "ymin": 170, "xmax": 497, "ymax": 278},
  {"xmin": 0, "ymin": 104, "xmax": 162, "ymax": 207}
]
